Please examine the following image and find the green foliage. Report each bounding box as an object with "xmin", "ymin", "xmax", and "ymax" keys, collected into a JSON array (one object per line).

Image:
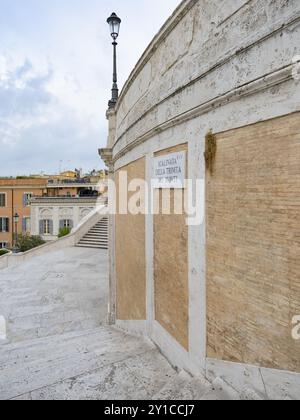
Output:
[
  {"xmin": 204, "ymin": 130, "xmax": 217, "ymax": 175},
  {"xmin": 58, "ymin": 227, "xmax": 71, "ymax": 238},
  {"xmin": 0, "ymin": 249, "xmax": 9, "ymax": 256},
  {"xmin": 16, "ymin": 234, "xmax": 45, "ymax": 253}
]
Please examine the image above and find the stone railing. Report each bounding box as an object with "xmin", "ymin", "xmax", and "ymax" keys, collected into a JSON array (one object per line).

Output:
[
  {"xmin": 31, "ymin": 196, "xmax": 100, "ymax": 204},
  {"xmin": 0, "ymin": 205, "xmax": 108, "ymax": 270}
]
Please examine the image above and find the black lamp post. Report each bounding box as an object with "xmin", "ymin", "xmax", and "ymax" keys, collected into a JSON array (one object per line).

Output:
[
  {"xmin": 107, "ymin": 12, "xmax": 121, "ymax": 109},
  {"xmin": 13, "ymin": 213, "xmax": 19, "ymax": 253}
]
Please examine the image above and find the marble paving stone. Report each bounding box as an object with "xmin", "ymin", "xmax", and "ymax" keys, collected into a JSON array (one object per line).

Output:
[
  {"xmin": 0, "ymin": 247, "xmax": 108, "ymax": 342},
  {"xmin": 0, "ymin": 245, "xmax": 226, "ymax": 401},
  {"xmin": 153, "ymin": 370, "xmax": 211, "ymax": 400},
  {"xmin": 25, "ymin": 361, "xmax": 152, "ymax": 401}
]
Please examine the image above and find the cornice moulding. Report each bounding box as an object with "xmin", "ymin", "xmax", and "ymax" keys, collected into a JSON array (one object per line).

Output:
[{"xmin": 112, "ymin": 63, "xmax": 298, "ymax": 164}]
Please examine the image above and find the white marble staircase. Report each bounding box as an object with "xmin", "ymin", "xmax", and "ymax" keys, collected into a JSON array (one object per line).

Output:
[
  {"xmin": 0, "ymin": 327, "xmax": 175, "ymax": 400},
  {"xmin": 0, "ymin": 326, "xmax": 253, "ymax": 401},
  {"xmin": 77, "ymin": 217, "xmax": 108, "ymax": 250}
]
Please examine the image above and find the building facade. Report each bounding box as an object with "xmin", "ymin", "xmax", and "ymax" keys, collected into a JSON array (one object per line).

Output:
[
  {"xmin": 0, "ymin": 177, "xmax": 104, "ymax": 248},
  {"xmin": 30, "ymin": 196, "xmax": 101, "ymax": 241},
  {"xmin": 0, "ymin": 179, "xmax": 46, "ymax": 249},
  {"xmin": 100, "ymin": 0, "xmax": 300, "ymax": 388}
]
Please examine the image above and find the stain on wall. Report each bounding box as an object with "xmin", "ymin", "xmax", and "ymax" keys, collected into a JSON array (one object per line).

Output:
[
  {"xmin": 116, "ymin": 157, "xmax": 146, "ymax": 320},
  {"xmin": 154, "ymin": 143, "xmax": 189, "ymax": 350},
  {"xmin": 207, "ymin": 113, "xmax": 300, "ymax": 372}
]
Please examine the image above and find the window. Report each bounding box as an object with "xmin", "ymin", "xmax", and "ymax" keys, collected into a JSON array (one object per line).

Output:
[
  {"xmin": 0, "ymin": 218, "xmax": 9, "ymax": 233},
  {"xmin": 43, "ymin": 220, "xmax": 51, "ymax": 235},
  {"xmin": 59, "ymin": 219, "xmax": 73, "ymax": 231},
  {"xmin": 23, "ymin": 217, "xmax": 31, "ymax": 233},
  {"xmin": 40, "ymin": 220, "xmax": 53, "ymax": 236},
  {"xmin": 23, "ymin": 193, "xmax": 33, "ymax": 207},
  {"xmin": 0, "ymin": 242, "xmax": 8, "ymax": 249},
  {"xmin": 63, "ymin": 220, "xmax": 72, "ymax": 228},
  {"xmin": 0, "ymin": 194, "xmax": 6, "ymax": 207}
]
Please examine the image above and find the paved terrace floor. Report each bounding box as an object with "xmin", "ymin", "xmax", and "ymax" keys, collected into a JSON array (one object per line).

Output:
[
  {"xmin": 0, "ymin": 247, "xmax": 109, "ymax": 342},
  {"xmin": 0, "ymin": 247, "xmax": 235, "ymax": 400},
  {"xmin": 0, "ymin": 247, "xmax": 179, "ymax": 400}
]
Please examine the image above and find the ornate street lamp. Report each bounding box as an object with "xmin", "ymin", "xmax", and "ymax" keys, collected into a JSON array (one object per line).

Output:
[
  {"xmin": 107, "ymin": 12, "xmax": 121, "ymax": 109},
  {"xmin": 13, "ymin": 213, "xmax": 20, "ymax": 254}
]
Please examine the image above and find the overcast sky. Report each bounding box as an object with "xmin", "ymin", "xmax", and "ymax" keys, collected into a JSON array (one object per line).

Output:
[{"xmin": 0, "ymin": 0, "xmax": 181, "ymax": 176}]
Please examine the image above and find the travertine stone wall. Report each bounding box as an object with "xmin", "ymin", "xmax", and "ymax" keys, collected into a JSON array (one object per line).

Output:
[
  {"xmin": 115, "ymin": 158, "xmax": 147, "ymax": 320},
  {"xmin": 114, "ymin": 0, "xmax": 300, "ymax": 159},
  {"xmin": 154, "ymin": 144, "xmax": 189, "ymax": 350},
  {"xmin": 108, "ymin": 0, "xmax": 300, "ymax": 374},
  {"xmin": 207, "ymin": 113, "xmax": 300, "ymax": 372}
]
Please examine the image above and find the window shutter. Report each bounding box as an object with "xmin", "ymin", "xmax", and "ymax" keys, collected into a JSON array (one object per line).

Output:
[
  {"xmin": 49, "ymin": 220, "xmax": 54, "ymax": 235},
  {"xmin": 0, "ymin": 194, "xmax": 5, "ymax": 207},
  {"xmin": 39, "ymin": 220, "xmax": 44, "ymax": 235},
  {"xmin": 23, "ymin": 194, "xmax": 27, "ymax": 207},
  {"xmin": 5, "ymin": 218, "xmax": 9, "ymax": 233},
  {"xmin": 69, "ymin": 220, "xmax": 74, "ymax": 229},
  {"xmin": 22, "ymin": 218, "xmax": 26, "ymax": 233}
]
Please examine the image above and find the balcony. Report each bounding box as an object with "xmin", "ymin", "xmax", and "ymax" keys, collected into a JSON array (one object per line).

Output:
[
  {"xmin": 46, "ymin": 179, "xmax": 104, "ymax": 188},
  {"xmin": 30, "ymin": 196, "xmax": 101, "ymax": 205}
]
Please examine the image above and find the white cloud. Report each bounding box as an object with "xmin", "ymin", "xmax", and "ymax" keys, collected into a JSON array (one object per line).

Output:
[{"xmin": 0, "ymin": 0, "xmax": 181, "ymax": 176}]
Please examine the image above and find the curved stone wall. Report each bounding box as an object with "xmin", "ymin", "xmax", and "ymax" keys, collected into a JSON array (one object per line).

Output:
[
  {"xmin": 113, "ymin": 0, "xmax": 300, "ymax": 164},
  {"xmin": 105, "ymin": 0, "xmax": 300, "ymax": 379}
]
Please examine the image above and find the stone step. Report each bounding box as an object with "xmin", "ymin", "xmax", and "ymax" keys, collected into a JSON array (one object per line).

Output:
[
  {"xmin": 76, "ymin": 244, "xmax": 108, "ymax": 250},
  {"xmin": 87, "ymin": 236, "xmax": 107, "ymax": 239},
  {"xmin": 80, "ymin": 240, "xmax": 108, "ymax": 244},
  {"xmin": 153, "ymin": 370, "xmax": 211, "ymax": 400},
  {"xmin": 200, "ymin": 378, "xmax": 241, "ymax": 400},
  {"xmin": 82, "ymin": 239, "xmax": 108, "ymax": 243},
  {"xmin": 80, "ymin": 236, "xmax": 107, "ymax": 240},
  {"xmin": 79, "ymin": 239, "xmax": 107, "ymax": 245},
  {"xmin": 0, "ymin": 328, "xmax": 157, "ymax": 400},
  {"xmin": 76, "ymin": 217, "xmax": 109, "ymax": 250},
  {"xmin": 80, "ymin": 237, "xmax": 108, "ymax": 242},
  {"xmin": 5, "ymin": 315, "xmax": 103, "ymax": 344},
  {"xmin": 80, "ymin": 236, "xmax": 107, "ymax": 241},
  {"xmin": 88, "ymin": 232, "xmax": 107, "ymax": 236},
  {"xmin": 89, "ymin": 227, "xmax": 107, "ymax": 230},
  {"xmin": 84, "ymin": 237, "xmax": 108, "ymax": 241},
  {"xmin": 0, "ymin": 327, "xmax": 111, "ymax": 368},
  {"xmin": 10, "ymin": 345, "xmax": 175, "ymax": 401}
]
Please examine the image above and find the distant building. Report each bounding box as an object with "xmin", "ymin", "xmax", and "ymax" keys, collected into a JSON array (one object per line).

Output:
[
  {"xmin": 30, "ymin": 195, "xmax": 104, "ymax": 242},
  {"xmin": 57, "ymin": 170, "xmax": 78, "ymax": 180},
  {"xmin": 0, "ymin": 178, "xmax": 46, "ymax": 249},
  {"xmin": 0, "ymin": 176, "xmax": 104, "ymax": 248}
]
